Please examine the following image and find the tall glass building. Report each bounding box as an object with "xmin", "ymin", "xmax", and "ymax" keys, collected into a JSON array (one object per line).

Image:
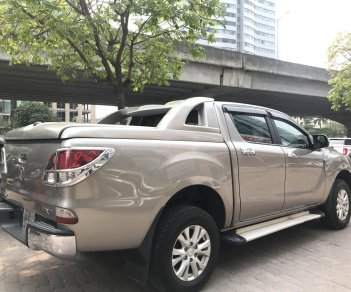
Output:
[{"xmin": 198, "ymin": 0, "xmax": 276, "ymax": 58}]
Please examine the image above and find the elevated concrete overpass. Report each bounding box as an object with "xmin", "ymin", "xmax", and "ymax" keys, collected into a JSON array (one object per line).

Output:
[{"xmin": 0, "ymin": 46, "xmax": 350, "ymax": 133}]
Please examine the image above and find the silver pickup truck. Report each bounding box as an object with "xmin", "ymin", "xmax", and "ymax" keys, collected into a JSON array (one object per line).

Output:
[{"xmin": 0, "ymin": 97, "xmax": 350, "ymax": 292}]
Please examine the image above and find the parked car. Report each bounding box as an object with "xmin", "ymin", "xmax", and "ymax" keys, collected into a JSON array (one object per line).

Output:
[
  {"xmin": 0, "ymin": 97, "xmax": 350, "ymax": 292},
  {"xmin": 329, "ymin": 137, "xmax": 351, "ymax": 157}
]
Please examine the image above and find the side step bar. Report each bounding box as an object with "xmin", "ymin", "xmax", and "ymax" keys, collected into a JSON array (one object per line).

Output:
[{"xmin": 222, "ymin": 211, "xmax": 323, "ymax": 245}]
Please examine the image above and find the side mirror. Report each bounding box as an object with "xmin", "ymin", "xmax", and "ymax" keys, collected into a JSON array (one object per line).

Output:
[{"xmin": 313, "ymin": 134, "xmax": 329, "ymax": 149}]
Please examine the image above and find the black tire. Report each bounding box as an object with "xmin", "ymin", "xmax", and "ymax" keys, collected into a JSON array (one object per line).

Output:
[
  {"xmin": 151, "ymin": 205, "xmax": 220, "ymax": 292},
  {"xmin": 322, "ymin": 179, "xmax": 351, "ymax": 229}
]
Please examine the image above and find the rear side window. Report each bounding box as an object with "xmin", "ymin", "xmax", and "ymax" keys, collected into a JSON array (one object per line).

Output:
[
  {"xmin": 345, "ymin": 139, "xmax": 351, "ymax": 145},
  {"xmin": 229, "ymin": 113, "xmax": 273, "ymax": 144},
  {"xmin": 185, "ymin": 110, "xmax": 199, "ymax": 125}
]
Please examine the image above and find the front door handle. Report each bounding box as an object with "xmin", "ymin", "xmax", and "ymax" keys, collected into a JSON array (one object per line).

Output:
[
  {"xmin": 241, "ymin": 148, "xmax": 256, "ymax": 156},
  {"xmin": 287, "ymin": 153, "xmax": 298, "ymax": 159}
]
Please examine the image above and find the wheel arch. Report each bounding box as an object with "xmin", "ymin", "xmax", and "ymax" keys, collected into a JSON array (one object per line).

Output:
[
  {"xmin": 322, "ymin": 169, "xmax": 351, "ymax": 211},
  {"xmin": 336, "ymin": 170, "xmax": 351, "ymax": 188},
  {"xmin": 125, "ymin": 184, "xmax": 226, "ymax": 285},
  {"xmin": 162, "ymin": 184, "xmax": 226, "ymax": 230}
]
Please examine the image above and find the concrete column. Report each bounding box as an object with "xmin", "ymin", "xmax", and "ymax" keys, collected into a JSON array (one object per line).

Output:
[
  {"xmin": 90, "ymin": 105, "xmax": 96, "ymax": 123},
  {"xmin": 77, "ymin": 104, "xmax": 83, "ymax": 123},
  {"xmin": 52, "ymin": 102, "xmax": 57, "ymax": 115},
  {"xmin": 65, "ymin": 103, "xmax": 70, "ymax": 122},
  {"xmin": 334, "ymin": 119, "xmax": 351, "ymax": 137},
  {"xmin": 346, "ymin": 126, "xmax": 351, "ymax": 138}
]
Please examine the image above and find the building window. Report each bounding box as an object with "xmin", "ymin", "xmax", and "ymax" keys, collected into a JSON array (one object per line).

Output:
[
  {"xmin": 44, "ymin": 102, "xmax": 52, "ymax": 108},
  {"xmin": 244, "ymin": 42, "xmax": 255, "ymax": 49},
  {"xmin": 216, "ymin": 38, "xmax": 236, "ymax": 44},
  {"xmin": 219, "ymin": 29, "xmax": 236, "ymax": 35},
  {"xmin": 256, "ymin": 14, "xmax": 275, "ymax": 23},
  {"xmin": 57, "ymin": 102, "xmax": 65, "ymax": 109},
  {"xmin": 225, "ymin": 12, "xmax": 236, "ymax": 18},
  {"xmin": 224, "ymin": 3, "xmax": 236, "ymax": 9},
  {"xmin": 57, "ymin": 111, "xmax": 65, "ymax": 122},
  {"xmin": 226, "ymin": 21, "xmax": 236, "ymax": 26},
  {"xmin": 70, "ymin": 111, "xmax": 78, "ymax": 122},
  {"xmin": 255, "ymin": 30, "xmax": 275, "ymax": 39}
]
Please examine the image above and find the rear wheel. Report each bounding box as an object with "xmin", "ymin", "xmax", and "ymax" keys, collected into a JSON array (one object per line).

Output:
[
  {"xmin": 151, "ymin": 205, "xmax": 219, "ymax": 292},
  {"xmin": 322, "ymin": 179, "xmax": 350, "ymax": 229}
]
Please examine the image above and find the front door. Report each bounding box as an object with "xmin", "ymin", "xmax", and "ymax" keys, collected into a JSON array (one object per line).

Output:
[
  {"xmin": 272, "ymin": 118, "xmax": 326, "ymax": 209},
  {"xmin": 226, "ymin": 110, "xmax": 286, "ymax": 221}
]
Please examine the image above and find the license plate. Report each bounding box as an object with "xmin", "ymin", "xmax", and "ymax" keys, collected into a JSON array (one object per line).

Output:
[{"xmin": 22, "ymin": 209, "xmax": 35, "ymax": 231}]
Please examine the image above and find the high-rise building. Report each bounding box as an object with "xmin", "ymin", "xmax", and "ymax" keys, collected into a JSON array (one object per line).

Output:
[{"xmin": 198, "ymin": 0, "xmax": 276, "ymax": 58}]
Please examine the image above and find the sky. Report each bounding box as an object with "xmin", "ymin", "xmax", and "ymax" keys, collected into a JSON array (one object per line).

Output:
[
  {"xmin": 276, "ymin": 0, "xmax": 351, "ymax": 68},
  {"xmin": 96, "ymin": 0, "xmax": 351, "ymax": 117}
]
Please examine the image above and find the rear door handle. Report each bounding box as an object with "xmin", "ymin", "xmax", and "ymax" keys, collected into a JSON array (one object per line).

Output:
[{"xmin": 241, "ymin": 148, "xmax": 256, "ymax": 156}]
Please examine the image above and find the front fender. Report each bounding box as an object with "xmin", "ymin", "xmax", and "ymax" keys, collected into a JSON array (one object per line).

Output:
[{"xmin": 323, "ymin": 147, "xmax": 351, "ymax": 204}]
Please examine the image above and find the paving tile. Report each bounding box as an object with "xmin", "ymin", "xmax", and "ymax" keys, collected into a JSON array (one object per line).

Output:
[{"xmin": 1, "ymin": 221, "xmax": 351, "ymax": 291}]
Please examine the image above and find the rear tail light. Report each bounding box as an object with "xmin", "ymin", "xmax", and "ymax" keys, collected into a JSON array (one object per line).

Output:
[
  {"xmin": 43, "ymin": 148, "xmax": 115, "ymax": 187},
  {"xmin": 343, "ymin": 148, "xmax": 349, "ymax": 156}
]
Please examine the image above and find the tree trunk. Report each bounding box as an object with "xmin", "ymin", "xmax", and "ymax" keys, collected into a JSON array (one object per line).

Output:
[{"xmin": 114, "ymin": 85, "xmax": 126, "ymax": 109}]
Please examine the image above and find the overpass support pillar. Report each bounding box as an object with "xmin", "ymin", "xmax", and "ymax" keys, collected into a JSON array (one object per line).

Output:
[{"xmin": 339, "ymin": 120, "xmax": 351, "ymax": 137}]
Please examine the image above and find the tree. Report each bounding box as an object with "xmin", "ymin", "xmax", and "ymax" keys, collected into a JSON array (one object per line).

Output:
[
  {"xmin": 327, "ymin": 32, "xmax": 351, "ymax": 110},
  {"xmin": 299, "ymin": 117, "xmax": 346, "ymax": 137},
  {"xmin": 323, "ymin": 121, "xmax": 346, "ymax": 137},
  {"xmin": 300, "ymin": 117, "xmax": 315, "ymax": 133},
  {"xmin": 13, "ymin": 102, "xmax": 58, "ymax": 127},
  {"xmin": 0, "ymin": 0, "xmax": 225, "ymax": 109},
  {"xmin": 313, "ymin": 117, "xmax": 328, "ymax": 128}
]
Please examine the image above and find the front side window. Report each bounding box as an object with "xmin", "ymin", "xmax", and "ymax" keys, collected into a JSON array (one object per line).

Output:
[
  {"xmin": 274, "ymin": 119, "xmax": 310, "ymax": 149},
  {"xmin": 229, "ymin": 113, "xmax": 272, "ymax": 144}
]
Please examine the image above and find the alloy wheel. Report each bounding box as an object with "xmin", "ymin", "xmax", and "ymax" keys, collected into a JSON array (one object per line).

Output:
[
  {"xmin": 336, "ymin": 188, "xmax": 350, "ymax": 221},
  {"xmin": 171, "ymin": 225, "xmax": 211, "ymax": 281}
]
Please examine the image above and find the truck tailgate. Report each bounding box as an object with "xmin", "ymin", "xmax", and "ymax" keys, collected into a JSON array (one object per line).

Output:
[{"xmin": 2, "ymin": 141, "xmax": 60, "ymax": 221}]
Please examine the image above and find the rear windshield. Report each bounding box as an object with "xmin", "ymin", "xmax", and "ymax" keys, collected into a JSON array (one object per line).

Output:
[
  {"xmin": 345, "ymin": 139, "xmax": 351, "ymax": 145},
  {"xmin": 98, "ymin": 108, "xmax": 170, "ymax": 126},
  {"xmin": 116, "ymin": 114, "xmax": 166, "ymax": 127}
]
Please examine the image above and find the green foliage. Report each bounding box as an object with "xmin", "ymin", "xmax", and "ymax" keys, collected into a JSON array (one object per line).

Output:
[
  {"xmin": 0, "ymin": 0, "xmax": 225, "ymax": 108},
  {"xmin": 327, "ymin": 32, "xmax": 351, "ymax": 110},
  {"xmin": 300, "ymin": 117, "xmax": 315, "ymax": 133},
  {"xmin": 13, "ymin": 102, "xmax": 58, "ymax": 128},
  {"xmin": 313, "ymin": 117, "xmax": 328, "ymax": 128},
  {"xmin": 0, "ymin": 124, "xmax": 13, "ymax": 135},
  {"xmin": 320, "ymin": 121, "xmax": 347, "ymax": 137},
  {"xmin": 300, "ymin": 117, "xmax": 346, "ymax": 137}
]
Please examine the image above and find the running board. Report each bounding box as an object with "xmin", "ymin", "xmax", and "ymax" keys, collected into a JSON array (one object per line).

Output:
[{"xmin": 222, "ymin": 211, "xmax": 323, "ymax": 245}]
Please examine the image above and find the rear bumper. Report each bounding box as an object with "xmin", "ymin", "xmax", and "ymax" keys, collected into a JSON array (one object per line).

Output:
[{"xmin": 0, "ymin": 201, "xmax": 76, "ymax": 258}]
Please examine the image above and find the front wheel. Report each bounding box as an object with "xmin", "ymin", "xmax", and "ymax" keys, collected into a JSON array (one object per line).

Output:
[
  {"xmin": 151, "ymin": 205, "xmax": 220, "ymax": 292},
  {"xmin": 322, "ymin": 179, "xmax": 350, "ymax": 229}
]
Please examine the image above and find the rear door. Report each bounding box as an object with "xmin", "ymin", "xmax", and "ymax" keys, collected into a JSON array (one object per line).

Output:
[{"xmin": 224, "ymin": 107, "xmax": 286, "ymax": 221}]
